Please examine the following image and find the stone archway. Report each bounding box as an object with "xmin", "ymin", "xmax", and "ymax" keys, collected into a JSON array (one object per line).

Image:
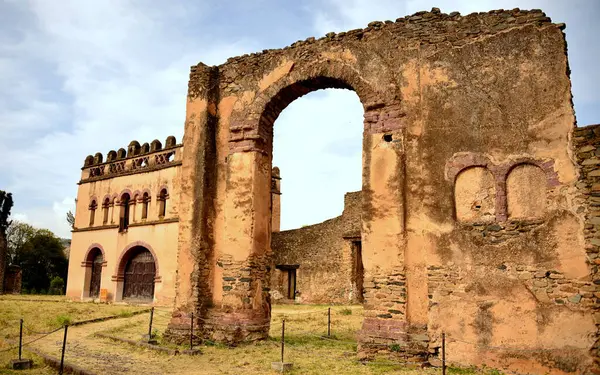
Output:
[
  {"xmin": 167, "ymin": 42, "xmax": 408, "ymax": 349},
  {"xmin": 165, "ymin": 8, "xmax": 591, "ymax": 372}
]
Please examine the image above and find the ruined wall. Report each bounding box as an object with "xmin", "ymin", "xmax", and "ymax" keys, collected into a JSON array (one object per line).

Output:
[
  {"xmin": 3, "ymin": 265, "xmax": 22, "ymax": 294},
  {"xmin": 270, "ymin": 191, "xmax": 362, "ymax": 304},
  {"xmin": 167, "ymin": 7, "xmax": 597, "ymax": 373},
  {"xmin": 572, "ymin": 124, "xmax": 600, "ymax": 372}
]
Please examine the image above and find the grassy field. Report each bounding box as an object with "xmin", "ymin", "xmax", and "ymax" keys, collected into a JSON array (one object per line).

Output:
[
  {"xmin": 0, "ymin": 295, "xmax": 147, "ymax": 374},
  {"xmin": 0, "ymin": 297, "xmax": 503, "ymax": 375},
  {"xmin": 0, "ymin": 295, "xmax": 147, "ymax": 339}
]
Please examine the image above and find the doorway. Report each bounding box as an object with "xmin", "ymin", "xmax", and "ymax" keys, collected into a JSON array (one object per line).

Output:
[{"xmin": 122, "ymin": 247, "xmax": 156, "ymax": 301}]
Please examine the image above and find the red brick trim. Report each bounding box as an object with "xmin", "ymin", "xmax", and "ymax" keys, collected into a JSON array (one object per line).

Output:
[
  {"xmin": 445, "ymin": 153, "xmax": 558, "ymax": 222},
  {"xmin": 81, "ymin": 243, "xmax": 106, "ymax": 266}
]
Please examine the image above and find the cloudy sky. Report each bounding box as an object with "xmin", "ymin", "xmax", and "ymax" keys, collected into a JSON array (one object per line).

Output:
[{"xmin": 0, "ymin": 0, "xmax": 598, "ymax": 238}]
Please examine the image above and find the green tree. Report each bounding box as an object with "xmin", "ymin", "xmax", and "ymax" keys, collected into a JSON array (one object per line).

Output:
[
  {"xmin": 0, "ymin": 191, "xmax": 14, "ymax": 294},
  {"xmin": 12, "ymin": 227, "xmax": 68, "ymax": 294},
  {"xmin": 6, "ymin": 221, "xmax": 35, "ymax": 264},
  {"xmin": 49, "ymin": 276, "xmax": 65, "ymax": 295}
]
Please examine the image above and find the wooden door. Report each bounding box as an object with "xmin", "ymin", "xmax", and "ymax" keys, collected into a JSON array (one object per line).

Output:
[
  {"xmin": 123, "ymin": 249, "xmax": 155, "ymax": 300},
  {"xmin": 287, "ymin": 269, "xmax": 296, "ymax": 299},
  {"xmin": 89, "ymin": 253, "xmax": 103, "ymax": 298}
]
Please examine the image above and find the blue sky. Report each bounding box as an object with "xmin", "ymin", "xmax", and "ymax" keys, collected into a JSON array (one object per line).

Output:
[{"xmin": 0, "ymin": 0, "xmax": 598, "ymax": 238}]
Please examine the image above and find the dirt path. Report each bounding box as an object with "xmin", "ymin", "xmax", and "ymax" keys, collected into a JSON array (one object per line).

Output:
[
  {"xmin": 26, "ymin": 307, "xmax": 440, "ymax": 375},
  {"xmin": 28, "ymin": 310, "xmax": 282, "ymax": 375},
  {"xmin": 32, "ymin": 313, "xmax": 168, "ymax": 375}
]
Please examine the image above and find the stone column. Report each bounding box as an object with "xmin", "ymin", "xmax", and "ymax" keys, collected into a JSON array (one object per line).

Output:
[
  {"xmin": 202, "ymin": 149, "xmax": 271, "ymax": 343},
  {"xmin": 165, "ymin": 63, "xmax": 219, "ymax": 344},
  {"xmin": 358, "ymin": 103, "xmax": 414, "ymax": 359}
]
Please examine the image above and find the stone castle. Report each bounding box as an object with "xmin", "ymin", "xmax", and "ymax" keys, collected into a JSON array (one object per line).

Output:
[{"xmin": 65, "ymin": 7, "xmax": 600, "ymax": 374}]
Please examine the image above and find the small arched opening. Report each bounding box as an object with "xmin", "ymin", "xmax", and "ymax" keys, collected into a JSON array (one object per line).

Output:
[
  {"xmin": 119, "ymin": 192, "xmax": 131, "ymax": 232},
  {"xmin": 141, "ymin": 192, "xmax": 150, "ymax": 220},
  {"xmin": 81, "ymin": 245, "xmax": 105, "ymax": 299},
  {"xmin": 89, "ymin": 198, "xmax": 98, "ymax": 226},
  {"xmin": 102, "ymin": 197, "xmax": 110, "ymax": 225},
  {"xmin": 157, "ymin": 188, "xmax": 168, "ymax": 218}
]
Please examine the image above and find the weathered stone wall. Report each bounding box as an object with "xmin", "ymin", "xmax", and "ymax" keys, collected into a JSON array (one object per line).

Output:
[
  {"xmin": 572, "ymin": 124, "xmax": 600, "ymax": 372},
  {"xmin": 166, "ymin": 6, "xmax": 598, "ymax": 374},
  {"xmin": 270, "ymin": 191, "xmax": 362, "ymax": 304},
  {"xmin": 3, "ymin": 265, "xmax": 22, "ymax": 294}
]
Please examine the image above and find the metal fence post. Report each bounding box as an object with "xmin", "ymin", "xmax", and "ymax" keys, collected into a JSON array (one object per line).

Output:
[
  {"xmin": 59, "ymin": 324, "xmax": 68, "ymax": 375},
  {"xmin": 190, "ymin": 312, "xmax": 194, "ymax": 350},
  {"xmin": 18, "ymin": 319, "xmax": 23, "ymax": 360},
  {"xmin": 281, "ymin": 319, "xmax": 285, "ymax": 363},
  {"xmin": 327, "ymin": 307, "xmax": 331, "ymax": 337},
  {"xmin": 148, "ymin": 307, "xmax": 154, "ymax": 340},
  {"xmin": 442, "ymin": 332, "xmax": 446, "ymax": 375}
]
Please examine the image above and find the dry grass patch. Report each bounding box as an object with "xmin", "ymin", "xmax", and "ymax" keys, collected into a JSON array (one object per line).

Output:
[
  {"xmin": 0, "ymin": 297, "xmax": 147, "ymax": 340},
  {"xmin": 0, "ymin": 298, "xmax": 503, "ymax": 374},
  {"xmin": 100, "ymin": 304, "xmax": 499, "ymax": 375}
]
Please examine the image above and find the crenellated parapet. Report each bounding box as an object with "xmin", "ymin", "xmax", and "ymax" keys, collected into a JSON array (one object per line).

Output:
[{"xmin": 81, "ymin": 136, "xmax": 182, "ymax": 183}]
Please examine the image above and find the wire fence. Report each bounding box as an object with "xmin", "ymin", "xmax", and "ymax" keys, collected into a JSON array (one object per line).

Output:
[{"xmin": 1, "ymin": 304, "xmax": 572, "ymax": 374}]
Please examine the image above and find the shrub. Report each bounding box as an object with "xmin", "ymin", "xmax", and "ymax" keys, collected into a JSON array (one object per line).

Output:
[
  {"xmin": 49, "ymin": 276, "xmax": 65, "ymax": 295},
  {"xmin": 118, "ymin": 309, "xmax": 134, "ymax": 318},
  {"xmin": 339, "ymin": 308, "xmax": 352, "ymax": 316},
  {"xmin": 56, "ymin": 314, "xmax": 72, "ymax": 326}
]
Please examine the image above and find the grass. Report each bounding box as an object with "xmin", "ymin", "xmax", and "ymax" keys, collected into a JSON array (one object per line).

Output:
[
  {"xmin": 0, "ymin": 297, "xmax": 505, "ymax": 375},
  {"xmin": 0, "ymin": 296, "xmax": 146, "ymax": 340},
  {"xmin": 0, "ymin": 295, "xmax": 145, "ymax": 374},
  {"xmin": 100, "ymin": 304, "xmax": 502, "ymax": 375}
]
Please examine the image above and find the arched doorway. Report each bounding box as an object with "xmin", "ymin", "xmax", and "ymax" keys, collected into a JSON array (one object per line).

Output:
[
  {"xmin": 122, "ymin": 247, "xmax": 156, "ymax": 301},
  {"xmin": 89, "ymin": 250, "xmax": 103, "ymax": 298},
  {"xmin": 82, "ymin": 245, "xmax": 105, "ymax": 299},
  {"xmin": 169, "ymin": 56, "xmax": 404, "ymax": 347}
]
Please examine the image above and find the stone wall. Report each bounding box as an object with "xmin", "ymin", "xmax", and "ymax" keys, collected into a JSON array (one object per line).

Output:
[
  {"xmin": 270, "ymin": 191, "xmax": 362, "ymax": 304},
  {"xmin": 3, "ymin": 265, "xmax": 22, "ymax": 294},
  {"xmin": 572, "ymin": 124, "xmax": 600, "ymax": 371},
  {"xmin": 167, "ymin": 6, "xmax": 597, "ymax": 374}
]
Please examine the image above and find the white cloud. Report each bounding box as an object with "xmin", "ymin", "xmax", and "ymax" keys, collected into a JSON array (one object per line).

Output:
[
  {"xmin": 0, "ymin": 0, "xmax": 597, "ymax": 239},
  {"xmin": 0, "ymin": 0, "xmax": 256, "ymax": 237}
]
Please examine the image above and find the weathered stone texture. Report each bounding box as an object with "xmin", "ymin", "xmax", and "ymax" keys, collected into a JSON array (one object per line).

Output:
[
  {"xmin": 270, "ymin": 192, "xmax": 362, "ymax": 303},
  {"xmin": 3, "ymin": 265, "xmax": 22, "ymax": 294},
  {"xmin": 164, "ymin": 6, "xmax": 596, "ymax": 375},
  {"xmin": 572, "ymin": 124, "xmax": 600, "ymax": 372}
]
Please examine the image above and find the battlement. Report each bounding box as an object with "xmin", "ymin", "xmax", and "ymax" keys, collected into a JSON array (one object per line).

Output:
[{"xmin": 80, "ymin": 135, "xmax": 182, "ymax": 183}]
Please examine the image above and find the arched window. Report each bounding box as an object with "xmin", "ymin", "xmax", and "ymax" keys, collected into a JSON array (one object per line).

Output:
[
  {"xmin": 142, "ymin": 192, "xmax": 149, "ymax": 220},
  {"xmin": 158, "ymin": 188, "xmax": 168, "ymax": 218},
  {"xmin": 102, "ymin": 198, "xmax": 110, "ymax": 225},
  {"xmin": 507, "ymin": 164, "xmax": 546, "ymax": 219},
  {"xmin": 131, "ymin": 193, "xmax": 139, "ymax": 222},
  {"xmin": 454, "ymin": 167, "xmax": 495, "ymax": 222},
  {"xmin": 119, "ymin": 193, "xmax": 131, "ymax": 232},
  {"xmin": 89, "ymin": 199, "xmax": 98, "ymax": 226}
]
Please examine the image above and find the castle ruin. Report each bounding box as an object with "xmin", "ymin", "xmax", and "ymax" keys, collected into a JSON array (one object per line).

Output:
[{"xmin": 66, "ymin": 8, "xmax": 600, "ymax": 374}]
